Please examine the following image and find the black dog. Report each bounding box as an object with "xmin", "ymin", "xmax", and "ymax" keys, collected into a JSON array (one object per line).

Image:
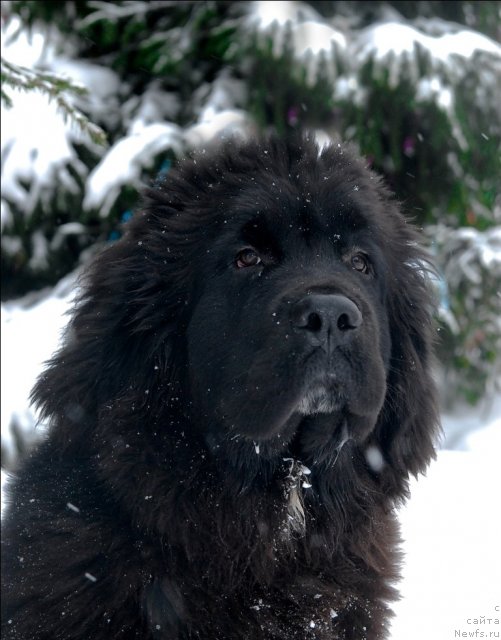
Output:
[{"xmin": 2, "ymin": 135, "xmax": 439, "ymax": 639}]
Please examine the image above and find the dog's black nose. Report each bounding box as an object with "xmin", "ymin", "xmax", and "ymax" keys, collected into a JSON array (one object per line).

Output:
[{"xmin": 291, "ymin": 294, "xmax": 362, "ymax": 347}]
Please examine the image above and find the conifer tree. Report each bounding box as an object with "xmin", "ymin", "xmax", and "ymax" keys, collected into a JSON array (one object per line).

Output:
[{"xmin": 1, "ymin": 0, "xmax": 500, "ymax": 404}]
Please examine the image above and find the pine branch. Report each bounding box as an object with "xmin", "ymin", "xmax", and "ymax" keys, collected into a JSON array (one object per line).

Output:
[
  {"xmin": 78, "ymin": 1, "xmax": 181, "ymax": 28},
  {"xmin": 1, "ymin": 57, "xmax": 107, "ymax": 146}
]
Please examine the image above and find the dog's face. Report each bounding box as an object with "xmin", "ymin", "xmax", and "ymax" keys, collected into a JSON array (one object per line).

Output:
[
  {"xmin": 34, "ymin": 135, "xmax": 438, "ymax": 485},
  {"xmin": 186, "ymin": 176, "xmax": 392, "ymax": 446}
]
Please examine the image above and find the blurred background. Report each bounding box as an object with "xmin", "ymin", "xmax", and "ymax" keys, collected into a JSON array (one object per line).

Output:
[{"xmin": 1, "ymin": 0, "xmax": 500, "ymax": 470}]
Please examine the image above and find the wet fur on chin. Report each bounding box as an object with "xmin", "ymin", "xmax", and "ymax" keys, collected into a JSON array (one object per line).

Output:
[{"xmin": 1, "ymin": 134, "xmax": 440, "ymax": 640}]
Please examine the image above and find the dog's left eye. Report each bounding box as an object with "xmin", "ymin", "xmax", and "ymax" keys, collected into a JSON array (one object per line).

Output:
[
  {"xmin": 236, "ymin": 248, "xmax": 262, "ymax": 269},
  {"xmin": 351, "ymin": 253, "xmax": 370, "ymax": 274}
]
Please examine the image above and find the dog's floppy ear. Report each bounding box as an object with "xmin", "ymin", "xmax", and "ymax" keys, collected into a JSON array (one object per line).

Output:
[
  {"xmin": 370, "ymin": 227, "xmax": 441, "ymax": 498},
  {"xmin": 30, "ymin": 196, "xmax": 191, "ymax": 434},
  {"xmin": 30, "ymin": 148, "xmax": 231, "ymax": 438}
]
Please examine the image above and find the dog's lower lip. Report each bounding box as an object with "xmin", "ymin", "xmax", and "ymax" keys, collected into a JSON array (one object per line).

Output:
[{"xmin": 297, "ymin": 380, "xmax": 344, "ymax": 416}]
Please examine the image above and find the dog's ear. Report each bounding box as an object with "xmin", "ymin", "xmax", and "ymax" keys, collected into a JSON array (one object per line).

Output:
[
  {"xmin": 30, "ymin": 147, "xmax": 231, "ymax": 439},
  {"xmin": 30, "ymin": 199, "xmax": 191, "ymax": 433},
  {"xmin": 370, "ymin": 228, "xmax": 441, "ymax": 498}
]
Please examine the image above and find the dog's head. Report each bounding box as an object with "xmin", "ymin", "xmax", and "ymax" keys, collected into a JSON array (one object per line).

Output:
[{"xmin": 33, "ymin": 135, "xmax": 439, "ymax": 493}]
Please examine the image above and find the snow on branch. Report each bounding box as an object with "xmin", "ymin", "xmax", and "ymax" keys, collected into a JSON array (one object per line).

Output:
[{"xmin": 1, "ymin": 58, "xmax": 107, "ymax": 146}]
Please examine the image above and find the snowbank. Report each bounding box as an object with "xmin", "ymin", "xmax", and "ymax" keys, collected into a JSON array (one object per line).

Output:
[
  {"xmin": 1, "ymin": 272, "xmax": 78, "ymax": 468},
  {"xmin": 390, "ymin": 448, "xmax": 501, "ymax": 639}
]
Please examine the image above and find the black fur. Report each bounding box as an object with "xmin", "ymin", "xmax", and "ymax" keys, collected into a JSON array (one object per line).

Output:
[{"xmin": 1, "ymin": 135, "xmax": 439, "ymax": 639}]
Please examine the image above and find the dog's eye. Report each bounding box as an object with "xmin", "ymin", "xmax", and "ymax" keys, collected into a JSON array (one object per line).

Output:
[
  {"xmin": 351, "ymin": 253, "xmax": 370, "ymax": 274},
  {"xmin": 236, "ymin": 248, "xmax": 262, "ymax": 269}
]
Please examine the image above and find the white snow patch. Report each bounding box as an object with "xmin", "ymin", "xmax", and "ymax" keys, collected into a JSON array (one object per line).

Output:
[
  {"xmin": 192, "ymin": 71, "xmax": 246, "ymax": 123},
  {"xmin": 451, "ymin": 227, "xmax": 501, "ymax": 272},
  {"xmin": 390, "ymin": 446, "xmax": 501, "ymax": 639},
  {"xmin": 84, "ymin": 123, "xmax": 184, "ymax": 216},
  {"xmin": 184, "ymin": 110, "xmax": 252, "ymax": 148},
  {"xmin": 290, "ymin": 21, "xmax": 346, "ymax": 56},
  {"xmin": 1, "ymin": 16, "xmax": 48, "ymax": 68},
  {"xmin": 440, "ymin": 394, "xmax": 501, "ymax": 451},
  {"xmin": 1, "ymin": 469, "xmax": 12, "ymax": 516},
  {"xmin": 1, "ymin": 272, "xmax": 78, "ymax": 468},
  {"xmin": 123, "ymin": 87, "xmax": 180, "ymax": 134},
  {"xmin": 0, "ymin": 199, "xmax": 13, "ymax": 231},
  {"xmin": 364, "ymin": 445, "xmax": 385, "ymax": 472},
  {"xmin": 50, "ymin": 222, "xmax": 88, "ymax": 251},
  {"xmin": 1, "ymin": 18, "xmax": 106, "ymax": 216},
  {"xmin": 248, "ymin": 2, "xmax": 346, "ymax": 84},
  {"xmin": 357, "ymin": 22, "xmax": 501, "ymax": 62},
  {"xmin": 416, "ymin": 76, "xmax": 453, "ymax": 109},
  {"xmin": 248, "ymin": 1, "xmax": 322, "ymax": 30},
  {"xmin": 50, "ymin": 58, "xmax": 121, "ymax": 130},
  {"xmin": 1, "ymin": 90, "xmax": 88, "ymax": 213}
]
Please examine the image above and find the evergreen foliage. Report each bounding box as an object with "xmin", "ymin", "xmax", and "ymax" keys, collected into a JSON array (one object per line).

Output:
[
  {"xmin": 1, "ymin": 0, "xmax": 500, "ymax": 404},
  {"xmin": 1, "ymin": 58, "xmax": 107, "ymax": 145}
]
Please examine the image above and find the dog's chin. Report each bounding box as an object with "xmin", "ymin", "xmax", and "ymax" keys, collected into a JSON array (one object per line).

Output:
[{"xmin": 296, "ymin": 379, "xmax": 344, "ymax": 416}]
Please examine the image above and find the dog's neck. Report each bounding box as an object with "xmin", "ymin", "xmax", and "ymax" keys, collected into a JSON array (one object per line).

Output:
[{"xmin": 281, "ymin": 423, "xmax": 351, "ymax": 539}]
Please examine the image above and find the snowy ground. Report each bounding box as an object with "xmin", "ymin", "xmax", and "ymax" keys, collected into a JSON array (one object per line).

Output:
[
  {"xmin": 1, "ymin": 284, "xmax": 500, "ymax": 638},
  {"xmin": 391, "ymin": 439, "xmax": 501, "ymax": 639}
]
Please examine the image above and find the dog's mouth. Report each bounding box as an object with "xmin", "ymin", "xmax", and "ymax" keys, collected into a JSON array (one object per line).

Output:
[{"xmin": 286, "ymin": 410, "xmax": 351, "ymax": 465}]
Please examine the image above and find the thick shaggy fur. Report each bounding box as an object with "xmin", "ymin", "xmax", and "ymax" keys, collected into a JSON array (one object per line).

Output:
[{"xmin": 2, "ymin": 136, "xmax": 439, "ymax": 639}]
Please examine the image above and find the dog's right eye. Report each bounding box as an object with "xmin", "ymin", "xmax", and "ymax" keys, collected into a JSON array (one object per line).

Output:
[{"xmin": 236, "ymin": 248, "xmax": 262, "ymax": 269}]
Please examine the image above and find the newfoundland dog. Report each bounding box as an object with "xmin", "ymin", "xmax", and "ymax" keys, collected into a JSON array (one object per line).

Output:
[{"xmin": 2, "ymin": 135, "xmax": 439, "ymax": 639}]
